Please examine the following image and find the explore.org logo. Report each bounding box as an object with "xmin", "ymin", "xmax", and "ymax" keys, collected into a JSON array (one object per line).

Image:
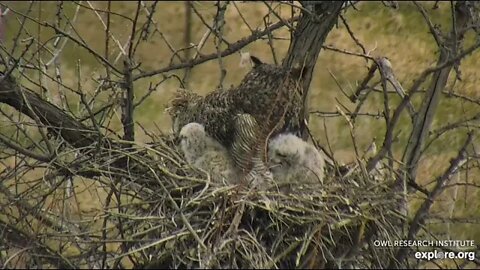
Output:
[
  {"xmin": 373, "ymin": 239, "xmax": 475, "ymax": 248},
  {"xmin": 373, "ymin": 239, "xmax": 477, "ymax": 261},
  {"xmin": 414, "ymin": 250, "xmax": 476, "ymax": 261}
]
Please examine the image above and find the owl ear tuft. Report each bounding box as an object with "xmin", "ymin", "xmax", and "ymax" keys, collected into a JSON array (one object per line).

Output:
[{"xmin": 250, "ymin": 56, "xmax": 263, "ymax": 67}]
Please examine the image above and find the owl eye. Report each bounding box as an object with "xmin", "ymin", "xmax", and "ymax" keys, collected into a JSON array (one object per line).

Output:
[{"xmin": 277, "ymin": 152, "xmax": 287, "ymax": 158}]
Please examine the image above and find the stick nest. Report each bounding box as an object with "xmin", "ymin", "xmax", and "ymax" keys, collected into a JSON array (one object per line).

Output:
[{"xmin": 108, "ymin": 135, "xmax": 404, "ymax": 269}]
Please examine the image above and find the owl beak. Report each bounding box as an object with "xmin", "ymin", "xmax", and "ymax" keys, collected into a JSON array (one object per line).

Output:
[{"xmin": 268, "ymin": 161, "xmax": 281, "ymax": 170}]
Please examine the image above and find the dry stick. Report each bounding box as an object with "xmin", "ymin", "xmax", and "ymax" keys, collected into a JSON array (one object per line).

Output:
[
  {"xmin": 376, "ymin": 56, "xmax": 410, "ymax": 221},
  {"xmin": 2, "ymin": 247, "xmax": 31, "ymax": 269},
  {"xmin": 339, "ymin": 14, "xmax": 367, "ymax": 56},
  {"xmin": 403, "ymin": 2, "xmax": 474, "ymax": 182},
  {"xmin": 322, "ymin": 45, "xmax": 375, "ymax": 61},
  {"xmin": 133, "ymin": 74, "xmax": 176, "ymax": 109},
  {"xmin": 17, "ymin": 83, "xmax": 56, "ymax": 157},
  {"xmin": 328, "ymin": 69, "xmax": 352, "ymax": 100},
  {"xmin": 352, "ymin": 58, "xmax": 415, "ymax": 117},
  {"xmin": 70, "ymin": 0, "xmax": 133, "ymax": 22},
  {"xmin": 118, "ymin": 3, "xmax": 141, "ymax": 144},
  {"xmin": 184, "ymin": 1, "xmax": 192, "ymax": 60},
  {"xmin": 46, "ymin": 22, "xmax": 121, "ymax": 74},
  {"xmin": 0, "ymin": 182, "xmax": 81, "ymax": 234},
  {"xmin": 138, "ymin": 1, "xmax": 181, "ymax": 63},
  {"xmin": 87, "ymin": 0, "xmax": 126, "ymax": 64},
  {"xmin": 336, "ymin": 104, "xmax": 361, "ymax": 159},
  {"xmin": 0, "ymin": 79, "xmax": 162, "ymax": 187},
  {"xmin": 77, "ymin": 60, "xmax": 103, "ymax": 153},
  {"xmin": 182, "ymin": 12, "xmax": 211, "ymax": 85},
  {"xmin": 263, "ymin": 1, "xmax": 295, "ymax": 31},
  {"xmin": 0, "ymin": 105, "xmax": 45, "ymax": 152},
  {"xmin": 0, "ymin": 220, "xmax": 77, "ymax": 269},
  {"xmin": 128, "ymin": 1, "xmax": 141, "ymax": 58},
  {"xmin": 423, "ymin": 112, "xmax": 480, "ymax": 155},
  {"xmin": 261, "ymin": 3, "xmax": 292, "ymax": 65},
  {"xmin": 304, "ymin": 119, "xmax": 335, "ymax": 167},
  {"xmin": 45, "ymin": 3, "xmax": 81, "ymax": 67},
  {"xmin": 0, "ymin": 133, "xmax": 51, "ymax": 162},
  {"xmin": 413, "ymin": 1, "xmax": 443, "ymax": 47},
  {"xmin": 376, "ymin": 57, "xmax": 416, "ymax": 118},
  {"xmin": 447, "ymin": 173, "xmax": 460, "ymax": 238},
  {"xmin": 311, "ymin": 111, "xmax": 383, "ymax": 118},
  {"xmin": 122, "ymin": 54, "xmax": 136, "ymax": 142},
  {"xmin": 134, "ymin": 16, "xmax": 298, "ymax": 80},
  {"xmin": 263, "ymin": 14, "xmax": 279, "ymax": 65},
  {"xmin": 182, "ymin": 1, "xmax": 193, "ymax": 85},
  {"xmin": 111, "ymin": 183, "xmax": 132, "ymax": 269},
  {"xmin": 390, "ymin": 132, "xmax": 474, "ymax": 268},
  {"xmin": 232, "ymin": 2, "xmax": 254, "ymax": 33},
  {"xmin": 16, "ymin": 177, "xmax": 87, "ymax": 260},
  {"xmin": 8, "ymin": 2, "xmax": 34, "ymax": 57},
  {"xmin": 365, "ymin": 39, "xmax": 480, "ymax": 174},
  {"xmin": 213, "ymin": 1, "xmax": 229, "ymax": 89},
  {"xmin": 191, "ymin": 3, "xmax": 231, "ymax": 46},
  {"xmin": 148, "ymin": 167, "xmax": 208, "ymax": 251},
  {"xmin": 350, "ymin": 63, "xmax": 377, "ymax": 102},
  {"xmin": 132, "ymin": 1, "xmax": 157, "ymax": 55}
]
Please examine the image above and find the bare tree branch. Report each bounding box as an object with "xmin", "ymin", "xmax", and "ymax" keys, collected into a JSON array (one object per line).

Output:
[
  {"xmin": 403, "ymin": 1, "xmax": 476, "ymax": 182},
  {"xmin": 390, "ymin": 132, "xmax": 474, "ymax": 268},
  {"xmin": 133, "ymin": 15, "xmax": 299, "ymax": 80}
]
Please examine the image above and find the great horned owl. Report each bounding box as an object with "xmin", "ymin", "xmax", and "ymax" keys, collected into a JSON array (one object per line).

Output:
[
  {"xmin": 179, "ymin": 123, "xmax": 239, "ymax": 184},
  {"xmin": 268, "ymin": 133, "xmax": 325, "ymax": 192},
  {"xmin": 168, "ymin": 57, "xmax": 305, "ymax": 177}
]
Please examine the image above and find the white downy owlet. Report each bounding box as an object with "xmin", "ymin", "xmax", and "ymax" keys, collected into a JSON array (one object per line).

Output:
[
  {"xmin": 179, "ymin": 123, "xmax": 238, "ymax": 184},
  {"xmin": 268, "ymin": 133, "xmax": 325, "ymax": 192}
]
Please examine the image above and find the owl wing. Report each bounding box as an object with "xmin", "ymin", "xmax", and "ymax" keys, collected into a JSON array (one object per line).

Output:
[
  {"xmin": 230, "ymin": 64, "xmax": 303, "ymax": 138},
  {"xmin": 231, "ymin": 113, "xmax": 266, "ymax": 172},
  {"xmin": 231, "ymin": 113, "xmax": 274, "ymax": 188},
  {"xmin": 200, "ymin": 103, "xmax": 235, "ymax": 147}
]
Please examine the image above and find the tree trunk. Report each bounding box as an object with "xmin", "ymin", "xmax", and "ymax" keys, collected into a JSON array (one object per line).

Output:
[{"xmin": 283, "ymin": 1, "xmax": 344, "ymax": 140}]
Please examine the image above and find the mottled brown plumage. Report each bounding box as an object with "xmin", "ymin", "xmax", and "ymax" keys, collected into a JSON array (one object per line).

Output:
[
  {"xmin": 232, "ymin": 113, "xmax": 273, "ymax": 187},
  {"xmin": 167, "ymin": 57, "xmax": 304, "ymax": 175}
]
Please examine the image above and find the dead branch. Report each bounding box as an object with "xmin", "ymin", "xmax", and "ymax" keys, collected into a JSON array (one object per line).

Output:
[
  {"xmin": 390, "ymin": 132, "xmax": 474, "ymax": 268},
  {"xmin": 404, "ymin": 2, "xmax": 477, "ymax": 181},
  {"xmin": 133, "ymin": 15, "xmax": 299, "ymax": 80}
]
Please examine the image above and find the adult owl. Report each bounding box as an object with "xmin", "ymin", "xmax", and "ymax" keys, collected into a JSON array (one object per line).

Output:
[
  {"xmin": 268, "ymin": 133, "xmax": 325, "ymax": 192},
  {"xmin": 179, "ymin": 122, "xmax": 239, "ymax": 185},
  {"xmin": 168, "ymin": 56, "xmax": 305, "ymax": 178}
]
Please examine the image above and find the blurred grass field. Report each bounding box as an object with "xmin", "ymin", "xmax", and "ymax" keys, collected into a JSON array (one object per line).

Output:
[{"xmin": 2, "ymin": 1, "xmax": 480, "ymax": 263}]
